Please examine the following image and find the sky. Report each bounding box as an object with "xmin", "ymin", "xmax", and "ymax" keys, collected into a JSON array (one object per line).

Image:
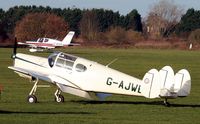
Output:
[{"xmin": 0, "ymin": 0, "xmax": 200, "ymax": 17}]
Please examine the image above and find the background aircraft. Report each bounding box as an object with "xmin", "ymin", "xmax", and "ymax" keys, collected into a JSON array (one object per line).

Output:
[
  {"xmin": 8, "ymin": 40, "xmax": 191, "ymax": 106},
  {"xmin": 18, "ymin": 31, "xmax": 78, "ymax": 52}
]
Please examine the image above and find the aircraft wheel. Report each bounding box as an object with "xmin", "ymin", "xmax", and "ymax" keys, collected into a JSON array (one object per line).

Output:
[
  {"xmin": 55, "ymin": 95, "xmax": 64, "ymax": 103},
  {"xmin": 164, "ymin": 100, "xmax": 170, "ymax": 107},
  {"xmin": 27, "ymin": 95, "xmax": 37, "ymax": 103}
]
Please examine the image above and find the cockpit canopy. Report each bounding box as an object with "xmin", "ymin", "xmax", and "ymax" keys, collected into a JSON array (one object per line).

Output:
[
  {"xmin": 48, "ymin": 52, "xmax": 87, "ymax": 72},
  {"xmin": 48, "ymin": 52, "xmax": 77, "ymax": 71}
]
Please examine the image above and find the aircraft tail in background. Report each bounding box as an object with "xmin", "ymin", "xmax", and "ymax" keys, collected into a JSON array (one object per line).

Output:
[{"xmin": 62, "ymin": 31, "xmax": 75, "ymax": 45}]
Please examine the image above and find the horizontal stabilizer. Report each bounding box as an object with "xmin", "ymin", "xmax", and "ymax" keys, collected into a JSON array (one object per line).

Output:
[
  {"xmin": 29, "ymin": 48, "xmax": 44, "ymax": 52},
  {"xmin": 17, "ymin": 42, "xmax": 26, "ymax": 45}
]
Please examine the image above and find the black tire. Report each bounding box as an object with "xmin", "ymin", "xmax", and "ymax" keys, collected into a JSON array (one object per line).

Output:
[
  {"xmin": 164, "ymin": 101, "xmax": 170, "ymax": 107},
  {"xmin": 27, "ymin": 95, "xmax": 37, "ymax": 103},
  {"xmin": 55, "ymin": 94, "xmax": 64, "ymax": 103}
]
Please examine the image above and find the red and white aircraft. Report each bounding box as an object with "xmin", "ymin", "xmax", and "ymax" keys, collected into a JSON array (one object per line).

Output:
[{"xmin": 18, "ymin": 31, "xmax": 77, "ymax": 52}]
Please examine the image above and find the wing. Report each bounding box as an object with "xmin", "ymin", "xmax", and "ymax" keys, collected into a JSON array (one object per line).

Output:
[
  {"xmin": 18, "ymin": 42, "xmax": 38, "ymax": 48},
  {"xmin": 18, "ymin": 42, "xmax": 55, "ymax": 49},
  {"xmin": 8, "ymin": 66, "xmax": 92, "ymax": 99},
  {"xmin": 40, "ymin": 46, "xmax": 55, "ymax": 49},
  {"xmin": 8, "ymin": 66, "xmax": 52, "ymax": 82}
]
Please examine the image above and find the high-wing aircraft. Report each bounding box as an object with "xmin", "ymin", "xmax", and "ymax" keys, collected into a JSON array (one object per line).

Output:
[
  {"xmin": 8, "ymin": 39, "xmax": 191, "ymax": 106},
  {"xmin": 18, "ymin": 31, "xmax": 78, "ymax": 52}
]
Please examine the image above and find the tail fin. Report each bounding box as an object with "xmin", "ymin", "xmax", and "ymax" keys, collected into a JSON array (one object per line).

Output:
[
  {"xmin": 174, "ymin": 69, "xmax": 191, "ymax": 96},
  {"xmin": 62, "ymin": 31, "xmax": 75, "ymax": 45},
  {"xmin": 159, "ymin": 66, "xmax": 175, "ymax": 91},
  {"xmin": 159, "ymin": 66, "xmax": 177, "ymax": 98},
  {"xmin": 141, "ymin": 66, "xmax": 175, "ymax": 99},
  {"xmin": 159, "ymin": 66, "xmax": 191, "ymax": 97},
  {"xmin": 141, "ymin": 66, "xmax": 191, "ymax": 99},
  {"xmin": 141, "ymin": 69, "xmax": 160, "ymax": 98}
]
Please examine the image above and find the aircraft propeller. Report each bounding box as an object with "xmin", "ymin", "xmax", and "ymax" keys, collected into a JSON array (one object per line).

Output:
[{"xmin": 12, "ymin": 37, "xmax": 17, "ymax": 58}]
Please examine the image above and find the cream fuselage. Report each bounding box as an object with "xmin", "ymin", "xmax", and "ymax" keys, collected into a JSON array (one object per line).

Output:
[{"xmin": 13, "ymin": 53, "xmax": 143, "ymax": 98}]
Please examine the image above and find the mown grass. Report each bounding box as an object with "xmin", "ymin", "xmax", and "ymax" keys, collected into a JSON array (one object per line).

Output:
[{"xmin": 0, "ymin": 47, "xmax": 200, "ymax": 124}]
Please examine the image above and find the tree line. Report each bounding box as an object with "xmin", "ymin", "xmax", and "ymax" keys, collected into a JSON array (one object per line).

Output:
[
  {"xmin": 0, "ymin": 5, "xmax": 142, "ymax": 43},
  {"xmin": 1, "ymin": 0, "xmax": 200, "ymax": 45}
]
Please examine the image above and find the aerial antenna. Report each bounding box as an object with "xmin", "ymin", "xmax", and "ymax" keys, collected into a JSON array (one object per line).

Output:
[{"xmin": 106, "ymin": 58, "xmax": 118, "ymax": 67}]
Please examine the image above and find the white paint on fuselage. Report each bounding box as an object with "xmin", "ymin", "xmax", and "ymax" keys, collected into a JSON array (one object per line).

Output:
[{"xmin": 14, "ymin": 53, "xmax": 143, "ymax": 97}]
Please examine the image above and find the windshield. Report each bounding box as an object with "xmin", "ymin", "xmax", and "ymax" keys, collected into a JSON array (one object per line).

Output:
[{"xmin": 48, "ymin": 52, "xmax": 59, "ymax": 67}]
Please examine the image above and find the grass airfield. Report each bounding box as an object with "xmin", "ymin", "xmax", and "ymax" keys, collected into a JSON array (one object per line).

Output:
[{"xmin": 0, "ymin": 47, "xmax": 200, "ymax": 124}]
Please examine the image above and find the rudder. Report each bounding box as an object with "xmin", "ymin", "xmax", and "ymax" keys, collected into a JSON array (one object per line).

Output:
[
  {"xmin": 62, "ymin": 31, "xmax": 75, "ymax": 45},
  {"xmin": 174, "ymin": 69, "xmax": 191, "ymax": 97},
  {"xmin": 141, "ymin": 69, "xmax": 160, "ymax": 98}
]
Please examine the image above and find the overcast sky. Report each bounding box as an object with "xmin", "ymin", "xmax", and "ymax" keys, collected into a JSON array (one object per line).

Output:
[{"xmin": 0, "ymin": 0, "xmax": 200, "ymax": 17}]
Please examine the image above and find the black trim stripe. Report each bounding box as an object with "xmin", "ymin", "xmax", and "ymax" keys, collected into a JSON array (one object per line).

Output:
[
  {"xmin": 160, "ymin": 69, "xmax": 168, "ymax": 88},
  {"xmin": 147, "ymin": 72, "xmax": 154, "ymax": 98},
  {"xmin": 176, "ymin": 72, "xmax": 184, "ymax": 89},
  {"xmin": 56, "ymin": 82, "xmax": 85, "ymax": 92},
  {"xmin": 55, "ymin": 75, "xmax": 82, "ymax": 89}
]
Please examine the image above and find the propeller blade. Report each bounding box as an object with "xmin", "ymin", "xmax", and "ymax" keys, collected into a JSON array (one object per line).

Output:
[
  {"xmin": 11, "ymin": 37, "xmax": 17, "ymax": 59},
  {"xmin": 13, "ymin": 37, "xmax": 17, "ymax": 55}
]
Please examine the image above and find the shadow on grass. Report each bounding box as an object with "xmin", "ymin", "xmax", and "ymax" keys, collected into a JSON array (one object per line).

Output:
[
  {"xmin": 71, "ymin": 100, "xmax": 200, "ymax": 108},
  {"xmin": 170, "ymin": 104, "xmax": 200, "ymax": 108},
  {"xmin": 0, "ymin": 110, "xmax": 93, "ymax": 115}
]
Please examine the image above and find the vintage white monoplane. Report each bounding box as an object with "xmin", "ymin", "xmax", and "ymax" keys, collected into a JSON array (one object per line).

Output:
[{"xmin": 8, "ymin": 39, "xmax": 191, "ymax": 106}]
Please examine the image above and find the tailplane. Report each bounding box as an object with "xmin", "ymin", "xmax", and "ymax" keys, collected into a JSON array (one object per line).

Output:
[
  {"xmin": 62, "ymin": 31, "xmax": 75, "ymax": 45},
  {"xmin": 141, "ymin": 66, "xmax": 191, "ymax": 99}
]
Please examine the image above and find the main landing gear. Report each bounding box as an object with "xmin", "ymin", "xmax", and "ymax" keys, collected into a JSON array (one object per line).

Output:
[
  {"xmin": 54, "ymin": 89, "xmax": 64, "ymax": 103},
  {"xmin": 27, "ymin": 78, "xmax": 64, "ymax": 103},
  {"xmin": 27, "ymin": 78, "xmax": 38, "ymax": 103},
  {"xmin": 163, "ymin": 98, "xmax": 170, "ymax": 107}
]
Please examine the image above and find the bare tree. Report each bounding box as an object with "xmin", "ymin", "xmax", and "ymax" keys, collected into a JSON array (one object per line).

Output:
[
  {"xmin": 105, "ymin": 26, "xmax": 126, "ymax": 44},
  {"xmin": 80, "ymin": 10, "xmax": 99, "ymax": 41},
  {"xmin": 146, "ymin": 0, "xmax": 184, "ymax": 39}
]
